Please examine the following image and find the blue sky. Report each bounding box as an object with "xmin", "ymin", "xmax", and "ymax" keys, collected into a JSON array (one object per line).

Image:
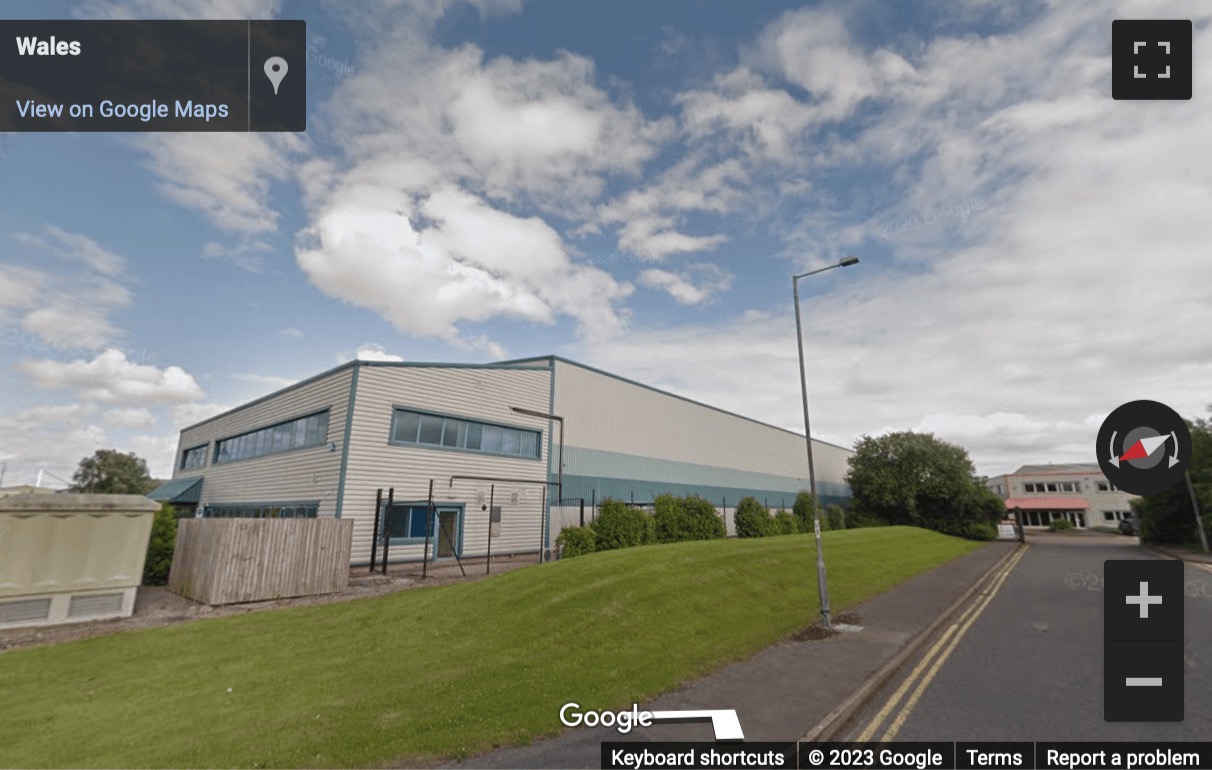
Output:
[{"xmin": 1, "ymin": 0, "xmax": 1209, "ymax": 486}]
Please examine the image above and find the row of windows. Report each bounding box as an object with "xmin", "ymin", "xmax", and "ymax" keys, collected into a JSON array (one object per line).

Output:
[
  {"xmin": 390, "ymin": 408, "xmax": 541, "ymax": 459},
  {"xmin": 201, "ymin": 502, "xmax": 319, "ymax": 518},
  {"xmin": 1023, "ymin": 481, "xmax": 1080, "ymax": 493},
  {"xmin": 214, "ymin": 412, "xmax": 329, "ymax": 464},
  {"xmin": 1019, "ymin": 480, "xmax": 1120, "ymax": 493},
  {"xmin": 180, "ymin": 445, "xmax": 207, "ymax": 470},
  {"xmin": 1102, "ymin": 510, "xmax": 1133, "ymax": 522},
  {"xmin": 180, "ymin": 405, "xmax": 543, "ymax": 470}
]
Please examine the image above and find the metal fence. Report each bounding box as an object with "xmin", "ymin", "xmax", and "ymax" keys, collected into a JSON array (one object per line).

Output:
[{"xmin": 169, "ymin": 517, "xmax": 354, "ymax": 605}]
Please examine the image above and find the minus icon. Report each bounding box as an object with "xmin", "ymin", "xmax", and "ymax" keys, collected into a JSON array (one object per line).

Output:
[{"xmin": 1126, "ymin": 677, "xmax": 1163, "ymax": 686}]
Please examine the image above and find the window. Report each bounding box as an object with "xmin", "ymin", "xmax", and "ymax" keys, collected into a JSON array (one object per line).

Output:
[
  {"xmin": 383, "ymin": 505, "xmax": 432, "ymax": 540},
  {"xmin": 390, "ymin": 408, "xmax": 541, "ymax": 459},
  {"xmin": 214, "ymin": 411, "xmax": 329, "ymax": 464},
  {"xmin": 1059, "ymin": 481, "xmax": 1078, "ymax": 492},
  {"xmin": 1045, "ymin": 483, "xmax": 1058, "ymax": 492},
  {"xmin": 180, "ymin": 444, "xmax": 207, "ymax": 470},
  {"xmin": 203, "ymin": 502, "xmax": 319, "ymax": 518},
  {"xmin": 1103, "ymin": 511, "xmax": 1116, "ymax": 521},
  {"xmin": 1097, "ymin": 481, "xmax": 1118, "ymax": 492}
]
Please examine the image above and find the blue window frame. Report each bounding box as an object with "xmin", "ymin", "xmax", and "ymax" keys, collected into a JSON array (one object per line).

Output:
[
  {"xmin": 384, "ymin": 504, "xmax": 432, "ymax": 540},
  {"xmin": 180, "ymin": 444, "xmax": 208, "ymax": 470},
  {"xmin": 214, "ymin": 411, "xmax": 329, "ymax": 464},
  {"xmin": 390, "ymin": 408, "xmax": 541, "ymax": 459}
]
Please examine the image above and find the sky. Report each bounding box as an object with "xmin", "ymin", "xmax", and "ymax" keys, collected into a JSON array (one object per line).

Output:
[{"xmin": 1, "ymin": 0, "xmax": 1209, "ymax": 487}]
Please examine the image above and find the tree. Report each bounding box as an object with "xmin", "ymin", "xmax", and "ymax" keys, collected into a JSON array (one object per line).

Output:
[
  {"xmin": 143, "ymin": 503, "xmax": 178, "ymax": 585},
  {"xmin": 845, "ymin": 431, "xmax": 997, "ymax": 538},
  {"xmin": 71, "ymin": 449, "xmax": 158, "ymax": 495},
  {"xmin": 1136, "ymin": 413, "xmax": 1212, "ymax": 545},
  {"xmin": 792, "ymin": 490, "xmax": 816, "ymax": 533},
  {"xmin": 735, "ymin": 496, "xmax": 772, "ymax": 538}
]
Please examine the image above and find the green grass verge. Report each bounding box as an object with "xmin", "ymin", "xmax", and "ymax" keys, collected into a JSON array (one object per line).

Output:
[{"xmin": 0, "ymin": 526, "xmax": 982, "ymax": 768}]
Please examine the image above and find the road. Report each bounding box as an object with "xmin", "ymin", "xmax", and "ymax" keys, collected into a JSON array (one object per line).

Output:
[{"xmin": 837, "ymin": 533, "xmax": 1212, "ymax": 741}]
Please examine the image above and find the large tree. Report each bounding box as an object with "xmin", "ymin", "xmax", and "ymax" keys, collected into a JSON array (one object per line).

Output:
[
  {"xmin": 845, "ymin": 431, "xmax": 999, "ymax": 536},
  {"xmin": 1135, "ymin": 412, "xmax": 1212, "ymax": 546},
  {"xmin": 71, "ymin": 449, "xmax": 158, "ymax": 495}
]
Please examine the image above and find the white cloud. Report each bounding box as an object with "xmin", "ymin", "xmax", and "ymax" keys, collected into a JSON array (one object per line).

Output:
[
  {"xmin": 292, "ymin": 15, "xmax": 670, "ymax": 351},
  {"xmin": 638, "ymin": 264, "xmax": 733, "ymax": 305},
  {"xmin": 102, "ymin": 407, "xmax": 156, "ymax": 430},
  {"xmin": 279, "ymin": 327, "xmax": 304, "ymax": 338},
  {"xmin": 76, "ymin": 0, "xmax": 280, "ymax": 19},
  {"xmin": 230, "ymin": 372, "xmax": 298, "ymax": 390},
  {"xmin": 0, "ymin": 404, "xmax": 104, "ymax": 487},
  {"xmin": 136, "ymin": 133, "xmax": 308, "ymax": 237},
  {"xmin": 5, "ymin": 227, "xmax": 132, "ymax": 349},
  {"xmin": 351, "ymin": 343, "xmax": 405, "ymax": 362},
  {"xmin": 297, "ymin": 188, "xmax": 633, "ymax": 350},
  {"xmin": 122, "ymin": 433, "xmax": 180, "ymax": 480},
  {"xmin": 170, "ymin": 402, "xmax": 232, "ymax": 429},
  {"xmin": 14, "ymin": 225, "xmax": 126, "ymax": 276},
  {"xmin": 18, "ymin": 348, "xmax": 204, "ymax": 404}
]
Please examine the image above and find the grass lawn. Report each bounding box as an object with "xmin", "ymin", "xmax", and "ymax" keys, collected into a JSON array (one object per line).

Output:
[{"xmin": 0, "ymin": 526, "xmax": 983, "ymax": 768}]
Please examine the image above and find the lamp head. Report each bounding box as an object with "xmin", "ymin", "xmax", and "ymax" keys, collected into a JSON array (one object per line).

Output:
[{"xmin": 838, "ymin": 255, "xmax": 859, "ymax": 267}]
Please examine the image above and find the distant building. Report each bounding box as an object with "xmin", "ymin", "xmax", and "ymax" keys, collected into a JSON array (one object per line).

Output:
[{"xmin": 985, "ymin": 463, "xmax": 1137, "ymax": 529}]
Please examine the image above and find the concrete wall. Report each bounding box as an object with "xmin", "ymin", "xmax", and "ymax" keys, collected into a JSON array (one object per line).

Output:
[{"xmin": 0, "ymin": 494, "xmax": 157, "ymax": 628}]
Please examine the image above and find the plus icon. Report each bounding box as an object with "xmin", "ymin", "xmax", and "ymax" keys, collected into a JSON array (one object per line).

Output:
[
  {"xmin": 1126, "ymin": 581, "xmax": 1163, "ymax": 618},
  {"xmin": 1112, "ymin": 20, "xmax": 1192, "ymax": 100}
]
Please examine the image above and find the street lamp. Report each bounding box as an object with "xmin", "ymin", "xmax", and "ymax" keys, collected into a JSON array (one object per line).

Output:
[{"xmin": 793, "ymin": 254, "xmax": 860, "ymax": 629}]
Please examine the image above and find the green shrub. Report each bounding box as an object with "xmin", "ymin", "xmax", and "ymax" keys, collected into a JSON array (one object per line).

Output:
[
  {"xmin": 142, "ymin": 502, "xmax": 177, "ymax": 585},
  {"xmin": 652, "ymin": 494, "xmax": 726, "ymax": 543},
  {"xmin": 963, "ymin": 521, "xmax": 998, "ymax": 541},
  {"xmin": 735, "ymin": 496, "xmax": 772, "ymax": 538},
  {"xmin": 1049, "ymin": 517, "xmax": 1074, "ymax": 532},
  {"xmin": 773, "ymin": 511, "xmax": 798, "ymax": 535},
  {"xmin": 825, "ymin": 503, "xmax": 846, "ymax": 530},
  {"xmin": 591, "ymin": 499, "xmax": 655, "ymax": 551},
  {"xmin": 557, "ymin": 526, "xmax": 596, "ymax": 558},
  {"xmin": 792, "ymin": 491, "xmax": 815, "ymax": 533}
]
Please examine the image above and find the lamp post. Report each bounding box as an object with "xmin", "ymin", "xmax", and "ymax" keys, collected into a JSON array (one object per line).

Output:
[{"xmin": 793, "ymin": 255, "xmax": 859, "ymax": 629}]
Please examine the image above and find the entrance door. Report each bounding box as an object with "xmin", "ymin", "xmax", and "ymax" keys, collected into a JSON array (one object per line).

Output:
[{"xmin": 436, "ymin": 508, "xmax": 461, "ymax": 558}]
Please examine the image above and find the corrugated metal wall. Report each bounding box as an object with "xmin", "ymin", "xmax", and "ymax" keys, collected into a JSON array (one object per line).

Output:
[
  {"xmin": 551, "ymin": 359, "xmax": 852, "ymax": 507},
  {"xmin": 172, "ymin": 367, "xmax": 352, "ymax": 516},
  {"xmin": 341, "ymin": 363, "xmax": 553, "ymax": 564}
]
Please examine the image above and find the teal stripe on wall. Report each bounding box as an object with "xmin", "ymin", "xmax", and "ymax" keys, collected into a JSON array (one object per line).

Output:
[
  {"xmin": 559, "ymin": 445, "xmax": 850, "ymax": 502},
  {"xmin": 559, "ymin": 475, "xmax": 850, "ymax": 510}
]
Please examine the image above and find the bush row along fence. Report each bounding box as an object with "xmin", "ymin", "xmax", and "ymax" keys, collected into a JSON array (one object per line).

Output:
[{"xmin": 556, "ymin": 493, "xmax": 873, "ymax": 559}]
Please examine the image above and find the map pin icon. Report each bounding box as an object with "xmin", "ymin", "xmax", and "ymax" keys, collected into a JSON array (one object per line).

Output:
[{"xmin": 264, "ymin": 57, "xmax": 288, "ymax": 95}]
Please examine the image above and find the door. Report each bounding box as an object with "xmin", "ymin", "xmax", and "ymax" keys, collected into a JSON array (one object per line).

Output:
[{"xmin": 436, "ymin": 508, "xmax": 461, "ymax": 558}]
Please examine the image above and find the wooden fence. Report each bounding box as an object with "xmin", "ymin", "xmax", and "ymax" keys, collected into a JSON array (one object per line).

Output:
[{"xmin": 168, "ymin": 518, "xmax": 354, "ymax": 605}]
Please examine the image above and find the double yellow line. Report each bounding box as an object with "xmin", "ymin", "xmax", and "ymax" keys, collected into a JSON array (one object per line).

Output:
[{"xmin": 854, "ymin": 546, "xmax": 1028, "ymax": 742}]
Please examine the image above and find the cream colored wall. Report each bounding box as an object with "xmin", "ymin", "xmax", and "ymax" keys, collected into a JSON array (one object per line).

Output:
[{"xmin": 172, "ymin": 367, "xmax": 352, "ymax": 516}]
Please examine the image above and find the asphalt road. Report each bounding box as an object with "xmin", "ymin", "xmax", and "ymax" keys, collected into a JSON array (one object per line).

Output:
[{"xmin": 837, "ymin": 533, "xmax": 1212, "ymax": 741}]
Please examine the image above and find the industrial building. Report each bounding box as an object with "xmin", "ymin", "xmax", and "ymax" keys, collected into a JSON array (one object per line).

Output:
[
  {"xmin": 985, "ymin": 463, "xmax": 1138, "ymax": 529},
  {"xmin": 154, "ymin": 356, "xmax": 854, "ymax": 566}
]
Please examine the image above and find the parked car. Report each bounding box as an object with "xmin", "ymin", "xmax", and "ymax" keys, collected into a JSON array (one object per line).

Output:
[{"xmin": 1118, "ymin": 518, "xmax": 1137, "ymax": 536}]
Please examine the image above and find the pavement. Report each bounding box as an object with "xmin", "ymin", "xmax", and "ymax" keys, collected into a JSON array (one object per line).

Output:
[{"xmin": 452, "ymin": 539, "xmax": 1020, "ymax": 769}]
